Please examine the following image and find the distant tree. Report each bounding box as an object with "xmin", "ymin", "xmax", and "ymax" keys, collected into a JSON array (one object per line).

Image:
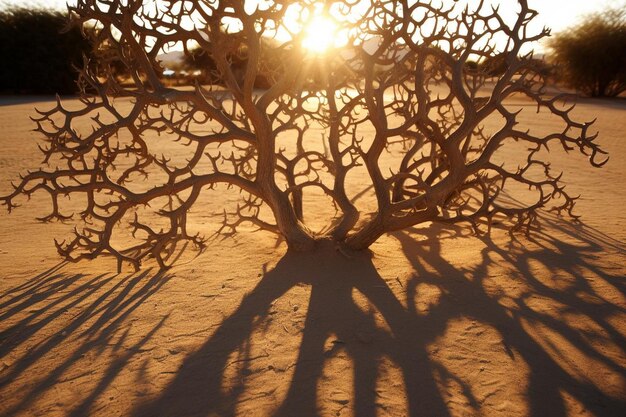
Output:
[
  {"xmin": 464, "ymin": 60, "xmax": 479, "ymax": 74},
  {"xmin": 468, "ymin": 52, "xmax": 550, "ymax": 79},
  {"xmin": 89, "ymin": 36, "xmax": 130, "ymax": 83},
  {"xmin": 1, "ymin": 0, "xmax": 607, "ymax": 270},
  {"xmin": 183, "ymin": 46, "xmax": 220, "ymax": 84},
  {"xmin": 0, "ymin": 7, "xmax": 90, "ymax": 94},
  {"xmin": 480, "ymin": 53, "xmax": 509, "ymax": 77},
  {"xmin": 548, "ymin": 7, "xmax": 626, "ymax": 97},
  {"xmin": 183, "ymin": 38, "xmax": 286, "ymax": 89}
]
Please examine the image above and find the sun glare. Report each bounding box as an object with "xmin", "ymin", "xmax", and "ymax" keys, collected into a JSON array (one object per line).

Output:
[{"xmin": 301, "ymin": 16, "xmax": 341, "ymax": 54}]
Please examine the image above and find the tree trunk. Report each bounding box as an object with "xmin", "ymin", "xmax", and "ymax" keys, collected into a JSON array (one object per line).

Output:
[
  {"xmin": 344, "ymin": 216, "xmax": 386, "ymax": 251},
  {"xmin": 265, "ymin": 185, "xmax": 316, "ymax": 251}
]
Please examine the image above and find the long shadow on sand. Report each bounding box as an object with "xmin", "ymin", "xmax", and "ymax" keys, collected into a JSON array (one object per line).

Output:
[
  {"xmin": 133, "ymin": 214, "xmax": 625, "ymax": 417},
  {"xmin": 0, "ymin": 266, "xmax": 171, "ymax": 417}
]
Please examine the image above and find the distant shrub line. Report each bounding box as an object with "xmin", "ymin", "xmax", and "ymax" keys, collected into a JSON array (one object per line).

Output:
[
  {"xmin": 549, "ymin": 7, "xmax": 626, "ymax": 97},
  {"xmin": 0, "ymin": 7, "xmax": 90, "ymax": 95},
  {"xmin": 1, "ymin": 5, "xmax": 625, "ymax": 97}
]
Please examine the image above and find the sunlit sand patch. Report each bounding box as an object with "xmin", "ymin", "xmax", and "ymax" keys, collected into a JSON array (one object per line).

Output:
[
  {"xmin": 317, "ymin": 335, "xmax": 355, "ymax": 417},
  {"xmin": 520, "ymin": 318, "xmax": 625, "ymax": 400},
  {"xmin": 413, "ymin": 282, "xmax": 443, "ymax": 315},
  {"xmin": 430, "ymin": 318, "xmax": 531, "ymax": 417}
]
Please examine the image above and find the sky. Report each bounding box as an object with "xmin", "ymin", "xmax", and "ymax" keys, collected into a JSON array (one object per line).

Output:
[{"xmin": 1, "ymin": 0, "xmax": 623, "ymax": 35}]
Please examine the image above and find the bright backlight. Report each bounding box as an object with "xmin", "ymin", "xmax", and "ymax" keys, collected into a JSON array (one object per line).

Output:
[{"xmin": 301, "ymin": 16, "xmax": 340, "ymax": 54}]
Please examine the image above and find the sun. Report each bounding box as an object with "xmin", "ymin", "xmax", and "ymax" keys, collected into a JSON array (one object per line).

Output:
[
  {"xmin": 301, "ymin": 16, "xmax": 340, "ymax": 54},
  {"xmin": 271, "ymin": 2, "xmax": 365, "ymax": 54}
]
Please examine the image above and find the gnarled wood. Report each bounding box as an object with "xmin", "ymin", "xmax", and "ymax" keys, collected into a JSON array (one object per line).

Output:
[{"xmin": 1, "ymin": 0, "xmax": 607, "ymax": 269}]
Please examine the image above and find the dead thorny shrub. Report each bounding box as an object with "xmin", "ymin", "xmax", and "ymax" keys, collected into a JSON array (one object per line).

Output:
[{"xmin": 1, "ymin": 0, "xmax": 607, "ymax": 271}]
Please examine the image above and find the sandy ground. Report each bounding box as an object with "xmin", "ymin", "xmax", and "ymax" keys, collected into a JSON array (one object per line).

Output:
[{"xmin": 0, "ymin": 93, "xmax": 624, "ymax": 417}]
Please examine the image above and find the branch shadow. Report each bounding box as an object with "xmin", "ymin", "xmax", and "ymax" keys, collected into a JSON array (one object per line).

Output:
[
  {"xmin": 0, "ymin": 265, "xmax": 172, "ymax": 417},
  {"xmin": 133, "ymin": 240, "xmax": 451, "ymax": 417},
  {"xmin": 391, "ymin": 217, "xmax": 626, "ymax": 417},
  {"xmin": 133, "ymin": 214, "xmax": 625, "ymax": 416}
]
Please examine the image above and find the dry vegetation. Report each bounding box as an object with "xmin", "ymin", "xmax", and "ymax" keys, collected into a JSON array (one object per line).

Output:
[{"xmin": 0, "ymin": 0, "xmax": 608, "ymax": 271}]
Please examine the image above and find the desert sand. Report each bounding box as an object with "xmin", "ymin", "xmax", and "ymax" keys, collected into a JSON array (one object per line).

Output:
[{"xmin": 0, "ymin": 93, "xmax": 624, "ymax": 417}]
